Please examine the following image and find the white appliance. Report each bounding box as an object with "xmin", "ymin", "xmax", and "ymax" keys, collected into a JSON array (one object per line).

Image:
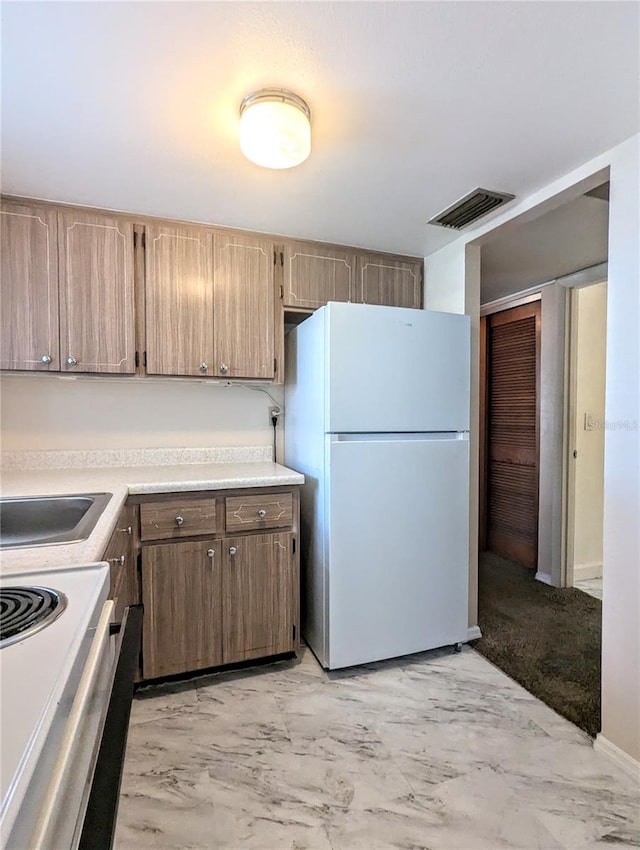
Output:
[
  {"xmin": 285, "ymin": 302, "xmax": 470, "ymax": 669},
  {"xmin": 0, "ymin": 563, "xmax": 113, "ymax": 849}
]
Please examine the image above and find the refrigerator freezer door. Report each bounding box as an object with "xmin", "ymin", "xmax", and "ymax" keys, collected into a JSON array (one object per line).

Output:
[
  {"xmin": 325, "ymin": 302, "xmax": 470, "ymax": 433},
  {"xmin": 325, "ymin": 433, "xmax": 469, "ymax": 669}
]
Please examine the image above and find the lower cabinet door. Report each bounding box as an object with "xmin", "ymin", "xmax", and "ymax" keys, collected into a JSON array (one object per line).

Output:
[
  {"xmin": 222, "ymin": 532, "xmax": 294, "ymax": 665},
  {"xmin": 142, "ymin": 540, "xmax": 222, "ymax": 679},
  {"xmin": 113, "ymin": 504, "xmax": 139, "ymax": 622}
]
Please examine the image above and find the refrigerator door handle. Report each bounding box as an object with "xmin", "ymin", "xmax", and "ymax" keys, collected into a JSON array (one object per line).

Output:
[{"xmin": 330, "ymin": 432, "xmax": 469, "ymax": 443}]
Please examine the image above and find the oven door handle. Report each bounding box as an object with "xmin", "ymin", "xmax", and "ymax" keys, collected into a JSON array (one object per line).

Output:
[
  {"xmin": 29, "ymin": 599, "xmax": 116, "ymax": 850},
  {"xmin": 78, "ymin": 604, "xmax": 143, "ymax": 850}
]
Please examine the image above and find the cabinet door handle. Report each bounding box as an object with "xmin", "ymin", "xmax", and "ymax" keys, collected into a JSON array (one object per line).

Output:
[
  {"xmin": 40, "ymin": 354, "xmax": 52, "ymax": 364},
  {"xmin": 229, "ymin": 546, "xmax": 237, "ymax": 556},
  {"xmin": 118, "ymin": 526, "xmax": 132, "ymax": 535},
  {"xmin": 109, "ymin": 555, "xmax": 125, "ymax": 566},
  {"xmin": 175, "ymin": 516, "xmax": 184, "ymax": 526},
  {"xmin": 219, "ymin": 363, "xmax": 229, "ymax": 374},
  {"xmin": 66, "ymin": 356, "xmax": 78, "ymax": 367},
  {"xmin": 199, "ymin": 362, "xmax": 208, "ymax": 373}
]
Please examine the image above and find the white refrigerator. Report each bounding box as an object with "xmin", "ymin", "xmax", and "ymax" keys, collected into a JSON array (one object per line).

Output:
[{"xmin": 285, "ymin": 302, "xmax": 470, "ymax": 669}]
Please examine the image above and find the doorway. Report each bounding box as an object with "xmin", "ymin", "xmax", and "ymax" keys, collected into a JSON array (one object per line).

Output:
[
  {"xmin": 475, "ymin": 286, "xmax": 603, "ymax": 737},
  {"xmin": 480, "ymin": 301, "xmax": 540, "ymax": 567},
  {"xmin": 472, "ymin": 183, "xmax": 609, "ymax": 738},
  {"xmin": 566, "ymin": 281, "xmax": 607, "ymax": 600}
]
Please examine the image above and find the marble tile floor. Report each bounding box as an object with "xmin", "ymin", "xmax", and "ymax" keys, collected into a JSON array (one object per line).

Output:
[
  {"xmin": 115, "ymin": 645, "xmax": 639, "ymax": 850},
  {"xmin": 574, "ymin": 578, "xmax": 603, "ymax": 601}
]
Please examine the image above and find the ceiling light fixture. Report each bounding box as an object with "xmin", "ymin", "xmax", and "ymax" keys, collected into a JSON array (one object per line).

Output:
[{"xmin": 239, "ymin": 88, "xmax": 311, "ymax": 169}]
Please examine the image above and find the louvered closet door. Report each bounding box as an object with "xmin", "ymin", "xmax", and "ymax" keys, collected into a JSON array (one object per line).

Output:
[{"xmin": 487, "ymin": 303, "xmax": 540, "ymax": 567}]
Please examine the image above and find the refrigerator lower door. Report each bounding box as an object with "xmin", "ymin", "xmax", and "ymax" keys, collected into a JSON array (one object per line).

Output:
[{"xmin": 325, "ymin": 433, "xmax": 469, "ymax": 669}]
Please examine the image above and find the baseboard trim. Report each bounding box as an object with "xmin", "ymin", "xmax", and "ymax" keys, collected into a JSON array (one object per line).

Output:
[
  {"xmin": 467, "ymin": 625, "xmax": 482, "ymax": 641},
  {"xmin": 573, "ymin": 562, "xmax": 603, "ymax": 581},
  {"xmin": 535, "ymin": 571, "xmax": 553, "ymax": 586},
  {"xmin": 594, "ymin": 734, "xmax": 640, "ymax": 780}
]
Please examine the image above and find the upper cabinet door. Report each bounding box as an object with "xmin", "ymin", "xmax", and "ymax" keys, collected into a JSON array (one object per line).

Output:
[
  {"xmin": 145, "ymin": 224, "xmax": 214, "ymax": 377},
  {"xmin": 1, "ymin": 202, "xmax": 59, "ymax": 371},
  {"xmin": 283, "ymin": 242, "xmax": 355, "ymax": 309},
  {"xmin": 58, "ymin": 210, "xmax": 135, "ymax": 373},
  {"xmin": 213, "ymin": 233, "xmax": 275, "ymax": 379},
  {"xmin": 356, "ymin": 255, "xmax": 423, "ymax": 309}
]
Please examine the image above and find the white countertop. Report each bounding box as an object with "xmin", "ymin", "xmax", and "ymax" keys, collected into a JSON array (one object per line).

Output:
[{"xmin": 0, "ymin": 457, "xmax": 304, "ymax": 576}]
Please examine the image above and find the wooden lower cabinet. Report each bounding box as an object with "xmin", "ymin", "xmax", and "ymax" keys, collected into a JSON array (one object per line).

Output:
[
  {"xmin": 141, "ymin": 531, "xmax": 297, "ymax": 679},
  {"xmin": 142, "ymin": 539, "xmax": 223, "ymax": 679},
  {"xmin": 138, "ymin": 486, "xmax": 300, "ymax": 681},
  {"xmin": 103, "ymin": 503, "xmax": 139, "ymax": 623},
  {"xmin": 222, "ymin": 532, "xmax": 295, "ymax": 665}
]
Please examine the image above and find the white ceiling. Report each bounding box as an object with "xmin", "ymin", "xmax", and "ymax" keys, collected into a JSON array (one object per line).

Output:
[
  {"xmin": 481, "ymin": 193, "xmax": 610, "ymax": 303},
  {"xmin": 1, "ymin": 2, "xmax": 638, "ymax": 257}
]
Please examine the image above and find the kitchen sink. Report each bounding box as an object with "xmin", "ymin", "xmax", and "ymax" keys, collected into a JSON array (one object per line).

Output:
[{"xmin": 0, "ymin": 493, "xmax": 113, "ymax": 549}]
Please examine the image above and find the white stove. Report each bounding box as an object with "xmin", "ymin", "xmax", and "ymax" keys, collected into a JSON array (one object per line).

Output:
[{"xmin": 0, "ymin": 562, "xmax": 111, "ymax": 849}]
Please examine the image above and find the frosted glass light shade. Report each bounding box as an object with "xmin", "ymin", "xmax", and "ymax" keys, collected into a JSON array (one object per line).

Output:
[{"xmin": 239, "ymin": 89, "xmax": 311, "ymax": 169}]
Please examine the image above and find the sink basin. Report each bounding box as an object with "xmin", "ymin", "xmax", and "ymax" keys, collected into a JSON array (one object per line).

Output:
[{"xmin": 0, "ymin": 493, "xmax": 113, "ymax": 549}]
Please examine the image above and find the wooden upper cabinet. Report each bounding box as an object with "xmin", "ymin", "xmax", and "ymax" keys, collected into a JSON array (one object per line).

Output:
[
  {"xmin": 355, "ymin": 254, "xmax": 423, "ymax": 309},
  {"xmin": 222, "ymin": 531, "xmax": 294, "ymax": 665},
  {"xmin": 1, "ymin": 201, "xmax": 60, "ymax": 371},
  {"xmin": 58, "ymin": 210, "xmax": 135, "ymax": 373},
  {"xmin": 1, "ymin": 194, "xmax": 426, "ymax": 381},
  {"xmin": 283, "ymin": 242, "xmax": 355, "ymax": 309},
  {"xmin": 144, "ymin": 224, "xmax": 214, "ymax": 377},
  {"xmin": 213, "ymin": 233, "xmax": 275, "ymax": 379}
]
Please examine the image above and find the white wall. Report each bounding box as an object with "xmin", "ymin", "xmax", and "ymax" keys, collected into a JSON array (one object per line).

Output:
[
  {"xmin": 424, "ymin": 242, "xmax": 481, "ymax": 633},
  {"xmin": 538, "ymin": 283, "xmax": 568, "ymax": 587},
  {"xmin": 425, "ymin": 134, "xmax": 640, "ymax": 764},
  {"xmin": 600, "ymin": 138, "xmax": 639, "ymax": 764},
  {"xmin": 572, "ymin": 282, "xmax": 607, "ymax": 578},
  {"xmin": 0, "ymin": 375, "xmax": 283, "ymax": 455}
]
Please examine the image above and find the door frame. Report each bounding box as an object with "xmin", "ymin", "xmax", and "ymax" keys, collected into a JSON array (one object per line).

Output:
[
  {"xmin": 563, "ymin": 277, "xmax": 608, "ymax": 589},
  {"xmin": 479, "ymin": 264, "xmax": 608, "ymax": 586}
]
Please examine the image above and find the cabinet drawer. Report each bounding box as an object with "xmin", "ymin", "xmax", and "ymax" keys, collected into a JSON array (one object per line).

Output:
[
  {"xmin": 225, "ymin": 493, "xmax": 294, "ymax": 532},
  {"xmin": 140, "ymin": 498, "xmax": 218, "ymax": 541}
]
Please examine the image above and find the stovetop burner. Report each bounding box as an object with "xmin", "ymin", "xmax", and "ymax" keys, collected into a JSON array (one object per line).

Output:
[{"xmin": 0, "ymin": 587, "xmax": 67, "ymax": 648}]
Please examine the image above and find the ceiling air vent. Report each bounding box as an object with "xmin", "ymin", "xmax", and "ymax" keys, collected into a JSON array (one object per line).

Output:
[{"xmin": 428, "ymin": 188, "xmax": 515, "ymax": 230}]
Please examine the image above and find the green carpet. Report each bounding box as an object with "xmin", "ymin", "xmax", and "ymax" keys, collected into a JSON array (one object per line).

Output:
[{"xmin": 471, "ymin": 552, "xmax": 601, "ymax": 737}]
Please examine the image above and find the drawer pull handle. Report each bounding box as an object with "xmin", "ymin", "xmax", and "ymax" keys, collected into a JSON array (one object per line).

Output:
[
  {"xmin": 109, "ymin": 555, "xmax": 125, "ymax": 566},
  {"xmin": 257, "ymin": 509, "xmax": 267, "ymax": 518},
  {"xmin": 229, "ymin": 546, "xmax": 237, "ymax": 556},
  {"xmin": 175, "ymin": 515, "xmax": 184, "ymax": 527}
]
